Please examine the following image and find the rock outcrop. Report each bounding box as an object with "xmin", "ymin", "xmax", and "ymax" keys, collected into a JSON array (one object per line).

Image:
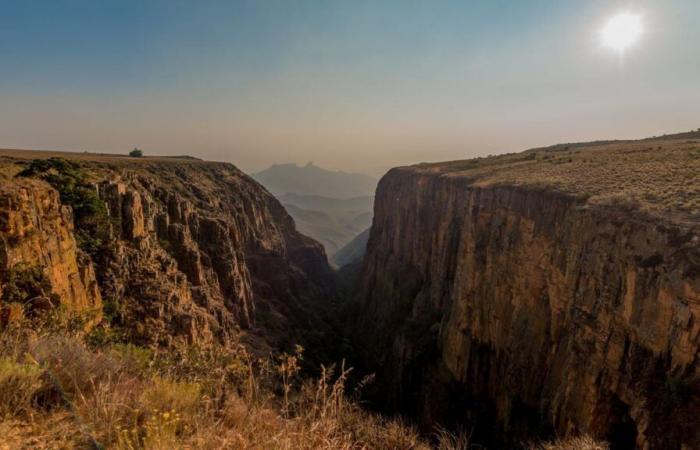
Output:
[
  {"xmin": 0, "ymin": 153, "xmax": 334, "ymax": 350},
  {"xmin": 354, "ymin": 137, "xmax": 700, "ymax": 449},
  {"xmin": 0, "ymin": 178, "xmax": 102, "ymax": 319}
]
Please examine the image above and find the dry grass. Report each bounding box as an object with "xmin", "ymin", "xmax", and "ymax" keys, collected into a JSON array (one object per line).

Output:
[
  {"xmin": 0, "ymin": 320, "xmax": 606, "ymax": 449},
  {"xmin": 532, "ymin": 435, "xmax": 609, "ymax": 450},
  {"xmin": 0, "ymin": 320, "xmax": 431, "ymax": 450},
  {"xmin": 415, "ymin": 134, "xmax": 700, "ymax": 226},
  {"xmin": 0, "ymin": 358, "xmax": 43, "ymax": 418}
]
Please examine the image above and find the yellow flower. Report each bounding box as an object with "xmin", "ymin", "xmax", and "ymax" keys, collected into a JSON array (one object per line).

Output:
[{"xmin": 162, "ymin": 412, "xmax": 170, "ymax": 420}]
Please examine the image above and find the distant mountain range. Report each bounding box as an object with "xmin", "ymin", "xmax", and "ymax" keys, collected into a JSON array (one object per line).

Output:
[
  {"xmin": 252, "ymin": 163, "xmax": 377, "ymax": 266},
  {"xmin": 252, "ymin": 163, "xmax": 377, "ymax": 198},
  {"xmin": 282, "ymin": 198, "xmax": 371, "ymax": 259},
  {"xmin": 278, "ymin": 192, "xmax": 373, "ymax": 212}
]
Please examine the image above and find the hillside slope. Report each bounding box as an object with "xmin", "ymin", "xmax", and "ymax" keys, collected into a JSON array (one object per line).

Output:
[
  {"xmin": 332, "ymin": 227, "xmax": 370, "ymax": 267},
  {"xmin": 353, "ymin": 134, "xmax": 700, "ymax": 449},
  {"xmin": 0, "ymin": 150, "xmax": 334, "ymax": 350},
  {"xmin": 252, "ymin": 165, "xmax": 376, "ymax": 260},
  {"xmin": 280, "ymin": 195, "xmax": 373, "ymax": 260}
]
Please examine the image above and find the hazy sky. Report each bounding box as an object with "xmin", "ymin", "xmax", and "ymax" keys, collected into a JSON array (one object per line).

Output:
[{"xmin": 1, "ymin": 0, "xmax": 699, "ymax": 175}]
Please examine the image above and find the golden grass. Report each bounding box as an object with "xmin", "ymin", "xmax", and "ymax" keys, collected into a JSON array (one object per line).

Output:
[
  {"xmin": 0, "ymin": 320, "xmax": 607, "ymax": 449},
  {"xmin": 533, "ymin": 436, "xmax": 609, "ymax": 450},
  {"xmin": 417, "ymin": 136, "xmax": 700, "ymax": 226},
  {"xmin": 0, "ymin": 357, "xmax": 43, "ymax": 418}
]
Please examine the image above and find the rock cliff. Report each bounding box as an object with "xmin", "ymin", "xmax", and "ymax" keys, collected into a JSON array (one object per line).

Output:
[
  {"xmin": 0, "ymin": 178, "xmax": 102, "ymax": 320},
  {"xmin": 0, "ymin": 151, "xmax": 334, "ymax": 349},
  {"xmin": 354, "ymin": 136, "xmax": 700, "ymax": 449}
]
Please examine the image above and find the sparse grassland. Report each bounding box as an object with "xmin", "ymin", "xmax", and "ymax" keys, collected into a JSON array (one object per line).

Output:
[{"xmin": 418, "ymin": 135, "xmax": 700, "ymax": 227}]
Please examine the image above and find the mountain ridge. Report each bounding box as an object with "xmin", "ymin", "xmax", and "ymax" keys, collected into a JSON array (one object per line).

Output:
[{"xmin": 252, "ymin": 162, "xmax": 377, "ymax": 198}]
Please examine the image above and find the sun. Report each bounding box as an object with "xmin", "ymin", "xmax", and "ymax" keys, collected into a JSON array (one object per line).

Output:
[{"xmin": 601, "ymin": 13, "xmax": 643, "ymax": 52}]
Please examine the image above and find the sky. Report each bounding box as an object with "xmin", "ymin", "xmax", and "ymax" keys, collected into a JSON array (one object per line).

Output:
[{"xmin": 1, "ymin": 0, "xmax": 699, "ymax": 176}]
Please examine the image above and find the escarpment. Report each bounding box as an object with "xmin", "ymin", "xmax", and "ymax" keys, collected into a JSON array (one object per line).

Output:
[
  {"xmin": 354, "ymin": 137, "xmax": 700, "ymax": 449},
  {"xmin": 0, "ymin": 151, "xmax": 334, "ymax": 349}
]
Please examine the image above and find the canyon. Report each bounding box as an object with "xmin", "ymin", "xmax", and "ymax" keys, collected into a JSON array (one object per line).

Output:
[{"xmin": 1, "ymin": 133, "xmax": 699, "ymax": 449}]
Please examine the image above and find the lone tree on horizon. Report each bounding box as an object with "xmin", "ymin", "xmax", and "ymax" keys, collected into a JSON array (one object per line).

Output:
[{"xmin": 129, "ymin": 148, "xmax": 143, "ymax": 157}]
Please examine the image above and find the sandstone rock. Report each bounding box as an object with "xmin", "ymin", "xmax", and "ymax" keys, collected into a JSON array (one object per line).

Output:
[{"xmin": 123, "ymin": 190, "xmax": 146, "ymax": 240}]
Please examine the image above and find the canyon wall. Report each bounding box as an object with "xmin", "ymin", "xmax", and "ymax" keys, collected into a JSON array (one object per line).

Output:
[
  {"xmin": 355, "ymin": 166, "xmax": 700, "ymax": 450},
  {"xmin": 0, "ymin": 179, "xmax": 102, "ymax": 319},
  {"xmin": 0, "ymin": 154, "xmax": 334, "ymax": 349}
]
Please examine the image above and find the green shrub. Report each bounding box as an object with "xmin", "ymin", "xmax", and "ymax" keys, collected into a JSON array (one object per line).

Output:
[
  {"xmin": 109, "ymin": 344, "xmax": 154, "ymax": 373},
  {"xmin": 17, "ymin": 158, "xmax": 113, "ymax": 262},
  {"xmin": 1, "ymin": 263, "xmax": 52, "ymax": 304}
]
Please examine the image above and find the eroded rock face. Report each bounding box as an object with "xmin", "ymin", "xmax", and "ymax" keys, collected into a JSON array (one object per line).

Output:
[
  {"xmin": 355, "ymin": 167, "xmax": 700, "ymax": 450},
  {"xmin": 0, "ymin": 179, "xmax": 102, "ymax": 319},
  {"xmin": 0, "ymin": 156, "xmax": 334, "ymax": 350},
  {"xmin": 94, "ymin": 161, "xmax": 335, "ymax": 347}
]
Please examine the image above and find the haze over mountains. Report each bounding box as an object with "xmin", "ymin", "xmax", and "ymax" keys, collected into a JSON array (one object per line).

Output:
[
  {"xmin": 252, "ymin": 163, "xmax": 376, "ymax": 265},
  {"xmin": 253, "ymin": 162, "xmax": 377, "ymax": 198}
]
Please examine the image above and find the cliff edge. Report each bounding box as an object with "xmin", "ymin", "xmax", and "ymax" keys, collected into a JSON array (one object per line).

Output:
[{"xmin": 354, "ymin": 135, "xmax": 700, "ymax": 449}]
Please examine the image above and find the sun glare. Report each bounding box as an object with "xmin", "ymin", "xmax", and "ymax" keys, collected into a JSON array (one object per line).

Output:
[{"xmin": 602, "ymin": 13, "xmax": 643, "ymax": 52}]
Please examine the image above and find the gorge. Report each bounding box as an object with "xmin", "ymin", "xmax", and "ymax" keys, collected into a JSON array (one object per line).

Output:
[{"xmin": 1, "ymin": 132, "xmax": 699, "ymax": 449}]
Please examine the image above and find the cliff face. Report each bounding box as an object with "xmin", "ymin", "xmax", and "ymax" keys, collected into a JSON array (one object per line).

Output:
[
  {"xmin": 0, "ymin": 152, "xmax": 334, "ymax": 349},
  {"xmin": 355, "ymin": 139, "xmax": 700, "ymax": 449},
  {"xmin": 0, "ymin": 179, "xmax": 102, "ymax": 319}
]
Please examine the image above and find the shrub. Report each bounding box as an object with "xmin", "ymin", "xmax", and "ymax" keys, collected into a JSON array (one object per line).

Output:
[
  {"xmin": 0, "ymin": 357, "xmax": 44, "ymax": 418},
  {"xmin": 31, "ymin": 334, "xmax": 122, "ymax": 400},
  {"xmin": 109, "ymin": 343, "xmax": 154, "ymax": 373},
  {"xmin": 140, "ymin": 377, "xmax": 202, "ymax": 418},
  {"xmin": 1, "ymin": 263, "xmax": 52, "ymax": 304},
  {"xmin": 115, "ymin": 408, "xmax": 181, "ymax": 450},
  {"xmin": 17, "ymin": 158, "xmax": 113, "ymax": 261},
  {"xmin": 129, "ymin": 148, "xmax": 144, "ymax": 157}
]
